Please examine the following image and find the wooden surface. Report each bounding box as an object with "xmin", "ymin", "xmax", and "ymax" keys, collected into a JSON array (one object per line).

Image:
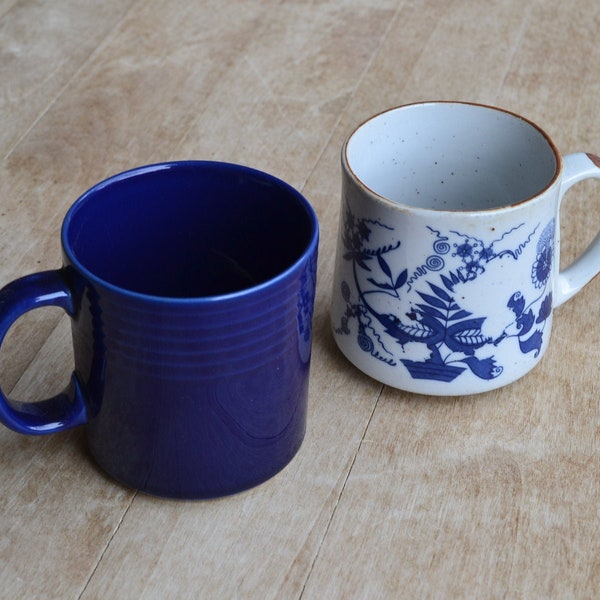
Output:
[{"xmin": 1, "ymin": 1, "xmax": 600, "ymax": 597}]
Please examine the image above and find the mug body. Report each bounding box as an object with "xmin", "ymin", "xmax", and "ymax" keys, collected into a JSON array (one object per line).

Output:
[
  {"xmin": 331, "ymin": 102, "xmax": 561, "ymax": 395},
  {"xmin": 62, "ymin": 162, "xmax": 318, "ymax": 498}
]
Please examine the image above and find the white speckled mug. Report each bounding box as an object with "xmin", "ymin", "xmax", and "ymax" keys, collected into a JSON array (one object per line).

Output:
[{"xmin": 331, "ymin": 102, "xmax": 600, "ymax": 395}]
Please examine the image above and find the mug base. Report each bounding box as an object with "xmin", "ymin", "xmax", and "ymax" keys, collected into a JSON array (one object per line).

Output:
[
  {"xmin": 86, "ymin": 425, "xmax": 305, "ymax": 500},
  {"xmin": 331, "ymin": 325, "xmax": 543, "ymax": 397}
]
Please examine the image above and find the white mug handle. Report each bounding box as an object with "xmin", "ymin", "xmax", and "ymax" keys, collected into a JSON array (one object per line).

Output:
[{"xmin": 555, "ymin": 152, "xmax": 600, "ymax": 306}]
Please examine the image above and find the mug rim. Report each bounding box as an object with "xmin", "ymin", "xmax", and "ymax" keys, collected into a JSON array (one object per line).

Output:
[
  {"xmin": 342, "ymin": 100, "xmax": 563, "ymax": 215},
  {"xmin": 61, "ymin": 161, "xmax": 319, "ymax": 305}
]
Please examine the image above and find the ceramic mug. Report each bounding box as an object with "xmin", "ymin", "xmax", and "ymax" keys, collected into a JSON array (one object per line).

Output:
[
  {"xmin": 0, "ymin": 161, "xmax": 319, "ymax": 499},
  {"xmin": 331, "ymin": 102, "xmax": 600, "ymax": 396}
]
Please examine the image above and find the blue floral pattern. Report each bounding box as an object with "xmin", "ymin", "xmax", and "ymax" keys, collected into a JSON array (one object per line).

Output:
[
  {"xmin": 335, "ymin": 205, "xmax": 554, "ymax": 383},
  {"xmin": 297, "ymin": 250, "xmax": 318, "ymax": 363}
]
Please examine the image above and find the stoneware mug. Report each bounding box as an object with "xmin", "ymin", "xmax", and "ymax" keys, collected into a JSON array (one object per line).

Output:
[
  {"xmin": 0, "ymin": 161, "xmax": 319, "ymax": 499},
  {"xmin": 331, "ymin": 101, "xmax": 600, "ymax": 396}
]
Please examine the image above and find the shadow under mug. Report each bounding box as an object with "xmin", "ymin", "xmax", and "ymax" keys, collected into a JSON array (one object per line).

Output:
[
  {"xmin": 0, "ymin": 161, "xmax": 319, "ymax": 499},
  {"xmin": 331, "ymin": 102, "xmax": 600, "ymax": 396}
]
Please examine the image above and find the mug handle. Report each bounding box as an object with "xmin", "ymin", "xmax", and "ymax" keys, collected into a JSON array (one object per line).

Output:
[
  {"xmin": 0, "ymin": 270, "xmax": 87, "ymax": 434},
  {"xmin": 555, "ymin": 152, "xmax": 600, "ymax": 306}
]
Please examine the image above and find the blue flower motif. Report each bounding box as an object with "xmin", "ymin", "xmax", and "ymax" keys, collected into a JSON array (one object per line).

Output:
[
  {"xmin": 452, "ymin": 237, "xmax": 490, "ymax": 282},
  {"xmin": 455, "ymin": 241, "xmax": 474, "ymax": 258},
  {"xmin": 479, "ymin": 245, "xmax": 496, "ymax": 262},
  {"xmin": 459, "ymin": 259, "xmax": 485, "ymax": 282},
  {"xmin": 335, "ymin": 203, "xmax": 551, "ymax": 385},
  {"xmin": 531, "ymin": 220, "xmax": 554, "ymax": 288}
]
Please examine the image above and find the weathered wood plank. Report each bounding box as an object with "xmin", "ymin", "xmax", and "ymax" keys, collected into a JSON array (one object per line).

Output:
[{"xmin": 1, "ymin": 0, "xmax": 599, "ymax": 597}]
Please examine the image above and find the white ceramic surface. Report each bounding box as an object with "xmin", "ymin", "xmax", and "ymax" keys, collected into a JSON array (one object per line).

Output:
[{"xmin": 331, "ymin": 102, "xmax": 600, "ymax": 395}]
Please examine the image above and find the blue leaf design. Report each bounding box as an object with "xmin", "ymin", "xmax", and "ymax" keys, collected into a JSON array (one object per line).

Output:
[
  {"xmin": 367, "ymin": 278, "xmax": 394, "ymax": 290},
  {"xmin": 447, "ymin": 309, "xmax": 473, "ymax": 321},
  {"xmin": 441, "ymin": 274, "xmax": 455, "ymax": 291},
  {"xmin": 446, "ymin": 318, "xmax": 489, "ymax": 353},
  {"xmin": 429, "ymin": 283, "xmax": 453, "ymax": 303},
  {"xmin": 417, "ymin": 291, "xmax": 448, "ymax": 310},
  {"xmin": 519, "ymin": 330, "xmax": 543, "ymax": 356},
  {"xmin": 416, "ymin": 303, "xmax": 447, "ymax": 321},
  {"xmin": 536, "ymin": 293, "xmax": 552, "ymax": 323},
  {"xmin": 395, "ymin": 269, "xmax": 408, "ymax": 289},
  {"xmin": 373, "ymin": 313, "xmax": 433, "ymax": 346},
  {"xmin": 391, "ymin": 319, "xmax": 437, "ymax": 344},
  {"xmin": 377, "ymin": 255, "xmax": 392, "ymax": 278},
  {"xmin": 418, "ymin": 316, "xmax": 445, "ymax": 344}
]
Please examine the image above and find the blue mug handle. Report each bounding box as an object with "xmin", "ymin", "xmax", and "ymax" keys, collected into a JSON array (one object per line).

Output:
[{"xmin": 0, "ymin": 270, "xmax": 87, "ymax": 434}]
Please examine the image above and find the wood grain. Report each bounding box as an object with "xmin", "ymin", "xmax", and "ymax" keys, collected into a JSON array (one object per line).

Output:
[{"xmin": 1, "ymin": 0, "xmax": 599, "ymax": 597}]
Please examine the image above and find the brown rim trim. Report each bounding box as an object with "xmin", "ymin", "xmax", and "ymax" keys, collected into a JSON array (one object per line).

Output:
[
  {"xmin": 586, "ymin": 153, "xmax": 600, "ymax": 169},
  {"xmin": 342, "ymin": 101, "xmax": 563, "ymax": 214}
]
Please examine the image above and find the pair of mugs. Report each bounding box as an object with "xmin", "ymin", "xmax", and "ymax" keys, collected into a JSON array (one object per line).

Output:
[{"xmin": 1, "ymin": 102, "xmax": 599, "ymax": 499}]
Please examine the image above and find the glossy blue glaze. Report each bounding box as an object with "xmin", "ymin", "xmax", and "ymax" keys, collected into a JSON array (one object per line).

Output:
[
  {"xmin": 0, "ymin": 162, "xmax": 319, "ymax": 499},
  {"xmin": 0, "ymin": 271, "xmax": 88, "ymax": 433}
]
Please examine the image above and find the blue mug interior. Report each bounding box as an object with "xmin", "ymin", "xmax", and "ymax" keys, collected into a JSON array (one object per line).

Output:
[{"xmin": 64, "ymin": 162, "xmax": 315, "ymax": 298}]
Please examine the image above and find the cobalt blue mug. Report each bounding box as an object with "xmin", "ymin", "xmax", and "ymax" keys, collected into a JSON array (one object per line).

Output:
[{"xmin": 0, "ymin": 162, "xmax": 319, "ymax": 499}]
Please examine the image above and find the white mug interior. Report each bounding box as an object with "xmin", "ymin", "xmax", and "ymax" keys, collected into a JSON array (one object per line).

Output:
[{"xmin": 345, "ymin": 102, "xmax": 560, "ymax": 211}]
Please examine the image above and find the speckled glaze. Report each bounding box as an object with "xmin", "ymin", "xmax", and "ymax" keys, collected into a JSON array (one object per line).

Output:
[
  {"xmin": 331, "ymin": 102, "xmax": 600, "ymax": 395},
  {"xmin": 0, "ymin": 162, "xmax": 319, "ymax": 498}
]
